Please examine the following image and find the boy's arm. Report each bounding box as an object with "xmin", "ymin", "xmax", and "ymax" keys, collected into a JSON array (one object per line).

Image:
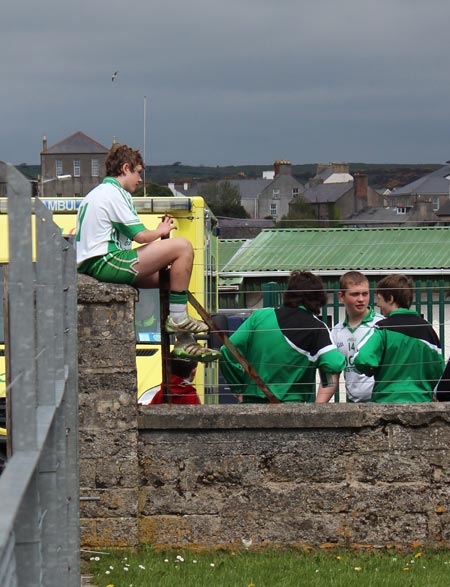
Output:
[
  {"xmin": 218, "ymin": 319, "xmax": 253, "ymax": 393},
  {"xmin": 316, "ymin": 345, "xmax": 346, "ymax": 376},
  {"xmin": 353, "ymin": 328, "xmax": 383, "ymax": 376},
  {"xmin": 134, "ymin": 217, "xmax": 176, "ymax": 243},
  {"xmin": 219, "ymin": 345, "xmax": 246, "ymax": 393},
  {"xmin": 312, "ymin": 324, "xmax": 346, "ymax": 402},
  {"xmin": 316, "ymin": 373, "xmax": 339, "ymax": 403}
]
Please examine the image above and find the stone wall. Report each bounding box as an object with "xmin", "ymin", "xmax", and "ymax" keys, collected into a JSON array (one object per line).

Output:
[
  {"xmin": 78, "ymin": 275, "xmax": 139, "ymax": 547},
  {"xmin": 138, "ymin": 404, "xmax": 450, "ymax": 550},
  {"xmin": 78, "ymin": 277, "xmax": 450, "ymax": 550}
]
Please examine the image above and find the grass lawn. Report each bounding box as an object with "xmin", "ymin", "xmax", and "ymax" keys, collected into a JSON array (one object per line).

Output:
[{"xmin": 85, "ymin": 546, "xmax": 450, "ymax": 587}]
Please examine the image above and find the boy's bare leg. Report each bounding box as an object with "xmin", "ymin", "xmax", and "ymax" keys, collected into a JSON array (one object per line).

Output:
[
  {"xmin": 133, "ymin": 237, "xmax": 218, "ymax": 360},
  {"xmin": 133, "ymin": 237, "xmax": 193, "ymax": 290}
]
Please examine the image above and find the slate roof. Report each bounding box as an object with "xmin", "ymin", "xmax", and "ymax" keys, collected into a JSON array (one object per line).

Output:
[
  {"xmin": 303, "ymin": 182, "xmax": 353, "ymax": 204},
  {"xmin": 345, "ymin": 206, "xmax": 438, "ymax": 226},
  {"xmin": 218, "ymin": 217, "xmax": 275, "ymax": 238},
  {"xmin": 220, "ymin": 227, "xmax": 450, "ymax": 277},
  {"xmin": 44, "ymin": 131, "xmax": 109, "ymax": 154},
  {"xmin": 391, "ymin": 163, "xmax": 450, "ymax": 196}
]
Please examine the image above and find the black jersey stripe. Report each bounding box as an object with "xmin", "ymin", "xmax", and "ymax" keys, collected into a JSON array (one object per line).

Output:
[
  {"xmin": 376, "ymin": 314, "xmax": 441, "ymax": 348},
  {"xmin": 276, "ymin": 306, "xmax": 332, "ymax": 357}
]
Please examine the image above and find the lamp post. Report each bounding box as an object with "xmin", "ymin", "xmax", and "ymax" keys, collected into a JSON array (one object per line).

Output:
[
  {"xmin": 143, "ymin": 95, "xmax": 148, "ymax": 196},
  {"xmin": 38, "ymin": 174, "xmax": 72, "ymax": 198}
]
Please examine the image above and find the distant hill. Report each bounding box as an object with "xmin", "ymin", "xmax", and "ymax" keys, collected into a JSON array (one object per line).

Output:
[
  {"xmin": 147, "ymin": 162, "xmax": 442, "ymax": 190},
  {"xmin": 15, "ymin": 162, "xmax": 442, "ymax": 191}
]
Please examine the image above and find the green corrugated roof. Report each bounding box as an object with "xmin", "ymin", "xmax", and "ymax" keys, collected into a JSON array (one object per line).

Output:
[
  {"xmin": 218, "ymin": 239, "xmax": 249, "ymax": 271},
  {"xmin": 220, "ymin": 227, "xmax": 450, "ymax": 276}
]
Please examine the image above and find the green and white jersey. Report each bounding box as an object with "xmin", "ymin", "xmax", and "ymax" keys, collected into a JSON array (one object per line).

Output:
[
  {"xmin": 331, "ymin": 307, "xmax": 383, "ymax": 402},
  {"xmin": 76, "ymin": 177, "xmax": 145, "ymax": 265},
  {"xmin": 354, "ymin": 309, "xmax": 444, "ymax": 403}
]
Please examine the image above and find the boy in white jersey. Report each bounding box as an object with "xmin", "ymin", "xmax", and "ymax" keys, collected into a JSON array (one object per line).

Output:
[
  {"xmin": 76, "ymin": 143, "xmax": 220, "ymax": 362},
  {"xmin": 316, "ymin": 271, "xmax": 383, "ymax": 403}
]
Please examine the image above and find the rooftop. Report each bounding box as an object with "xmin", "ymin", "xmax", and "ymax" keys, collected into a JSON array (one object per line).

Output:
[
  {"xmin": 391, "ymin": 163, "xmax": 450, "ymax": 196},
  {"xmin": 220, "ymin": 227, "xmax": 450, "ymax": 277},
  {"xmin": 43, "ymin": 131, "xmax": 109, "ymax": 155}
]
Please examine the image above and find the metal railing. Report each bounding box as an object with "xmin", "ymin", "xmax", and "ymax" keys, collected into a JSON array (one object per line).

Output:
[{"xmin": 0, "ymin": 194, "xmax": 79, "ymax": 586}]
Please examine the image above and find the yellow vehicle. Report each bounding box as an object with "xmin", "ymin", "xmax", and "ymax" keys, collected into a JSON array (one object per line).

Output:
[{"xmin": 0, "ymin": 196, "xmax": 219, "ymax": 416}]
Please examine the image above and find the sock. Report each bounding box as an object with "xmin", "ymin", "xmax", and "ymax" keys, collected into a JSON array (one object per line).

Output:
[
  {"xmin": 176, "ymin": 333, "xmax": 195, "ymax": 344},
  {"xmin": 169, "ymin": 291, "xmax": 188, "ymax": 322}
]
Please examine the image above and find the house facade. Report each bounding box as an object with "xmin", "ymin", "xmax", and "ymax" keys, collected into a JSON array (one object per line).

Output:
[
  {"xmin": 185, "ymin": 160, "xmax": 305, "ymax": 220},
  {"xmin": 40, "ymin": 131, "xmax": 109, "ymax": 198},
  {"xmin": 295, "ymin": 163, "xmax": 383, "ymax": 223},
  {"xmin": 256, "ymin": 160, "xmax": 304, "ymax": 220}
]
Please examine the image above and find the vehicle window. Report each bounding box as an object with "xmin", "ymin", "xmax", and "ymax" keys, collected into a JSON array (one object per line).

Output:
[
  {"xmin": 0, "ymin": 266, "xmax": 4, "ymax": 345},
  {"xmin": 135, "ymin": 289, "xmax": 161, "ymax": 343}
]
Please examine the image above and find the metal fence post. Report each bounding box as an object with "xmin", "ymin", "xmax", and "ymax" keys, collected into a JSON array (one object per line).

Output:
[{"xmin": 0, "ymin": 195, "xmax": 79, "ymax": 587}]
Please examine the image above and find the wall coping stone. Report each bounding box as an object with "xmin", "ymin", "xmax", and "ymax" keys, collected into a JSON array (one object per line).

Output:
[
  {"xmin": 138, "ymin": 402, "xmax": 450, "ymax": 430},
  {"xmin": 78, "ymin": 274, "xmax": 138, "ymax": 303}
]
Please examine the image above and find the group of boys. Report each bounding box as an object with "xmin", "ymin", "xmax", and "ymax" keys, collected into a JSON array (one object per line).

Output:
[
  {"xmin": 75, "ymin": 142, "xmax": 447, "ymax": 405},
  {"xmin": 317, "ymin": 271, "xmax": 444, "ymax": 404},
  {"xmin": 220, "ymin": 270, "xmax": 445, "ymax": 404}
]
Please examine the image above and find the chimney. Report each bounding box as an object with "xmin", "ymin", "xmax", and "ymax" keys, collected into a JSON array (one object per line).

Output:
[
  {"xmin": 274, "ymin": 160, "xmax": 291, "ymax": 177},
  {"xmin": 354, "ymin": 172, "xmax": 368, "ymax": 199},
  {"xmin": 331, "ymin": 162, "xmax": 349, "ymax": 174},
  {"xmin": 42, "ymin": 135, "xmax": 47, "ymax": 152},
  {"xmin": 316, "ymin": 163, "xmax": 327, "ymax": 176},
  {"xmin": 316, "ymin": 162, "xmax": 349, "ymax": 176},
  {"xmin": 416, "ymin": 199, "xmax": 432, "ymax": 220}
]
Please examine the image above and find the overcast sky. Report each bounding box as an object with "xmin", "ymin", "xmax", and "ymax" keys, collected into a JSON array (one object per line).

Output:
[{"xmin": 2, "ymin": 0, "xmax": 450, "ymax": 166}]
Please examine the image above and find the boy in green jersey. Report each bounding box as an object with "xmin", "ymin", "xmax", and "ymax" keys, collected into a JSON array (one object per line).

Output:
[
  {"xmin": 76, "ymin": 143, "xmax": 219, "ymax": 362},
  {"xmin": 219, "ymin": 271, "xmax": 346, "ymax": 403},
  {"xmin": 354, "ymin": 274, "xmax": 444, "ymax": 403}
]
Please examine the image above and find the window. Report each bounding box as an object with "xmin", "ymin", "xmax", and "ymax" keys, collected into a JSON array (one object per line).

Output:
[
  {"xmin": 432, "ymin": 196, "xmax": 439, "ymax": 211},
  {"xmin": 56, "ymin": 160, "xmax": 63, "ymax": 176},
  {"xmin": 292, "ymin": 187, "xmax": 299, "ymax": 197},
  {"xmin": 73, "ymin": 160, "xmax": 81, "ymax": 177},
  {"xmin": 270, "ymin": 203, "xmax": 278, "ymax": 217},
  {"xmin": 56, "ymin": 193, "xmax": 62, "ymax": 198},
  {"xmin": 91, "ymin": 159, "xmax": 99, "ymax": 177},
  {"xmin": 272, "ymin": 189, "xmax": 280, "ymax": 199},
  {"xmin": 396, "ymin": 207, "xmax": 406, "ymax": 214}
]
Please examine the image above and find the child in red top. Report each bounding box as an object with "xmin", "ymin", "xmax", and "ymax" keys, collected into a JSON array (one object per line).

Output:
[{"xmin": 150, "ymin": 354, "xmax": 200, "ymax": 405}]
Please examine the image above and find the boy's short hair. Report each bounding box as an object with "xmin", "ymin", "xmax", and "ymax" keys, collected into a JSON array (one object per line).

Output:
[
  {"xmin": 283, "ymin": 271, "xmax": 327, "ymax": 315},
  {"xmin": 170, "ymin": 353, "xmax": 198, "ymax": 379},
  {"xmin": 375, "ymin": 274, "xmax": 413, "ymax": 309},
  {"xmin": 339, "ymin": 270, "xmax": 369, "ymax": 291},
  {"xmin": 106, "ymin": 144, "xmax": 144, "ymax": 176}
]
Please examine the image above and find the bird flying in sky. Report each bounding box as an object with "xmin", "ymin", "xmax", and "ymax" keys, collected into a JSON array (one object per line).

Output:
[{"xmin": 112, "ymin": 70, "xmax": 119, "ymax": 82}]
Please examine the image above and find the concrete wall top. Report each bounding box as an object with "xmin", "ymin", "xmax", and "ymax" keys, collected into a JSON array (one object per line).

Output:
[{"xmin": 138, "ymin": 403, "xmax": 450, "ymax": 431}]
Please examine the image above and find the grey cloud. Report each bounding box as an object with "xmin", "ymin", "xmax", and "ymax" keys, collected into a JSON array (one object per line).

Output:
[{"xmin": 2, "ymin": 0, "xmax": 450, "ymax": 164}]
